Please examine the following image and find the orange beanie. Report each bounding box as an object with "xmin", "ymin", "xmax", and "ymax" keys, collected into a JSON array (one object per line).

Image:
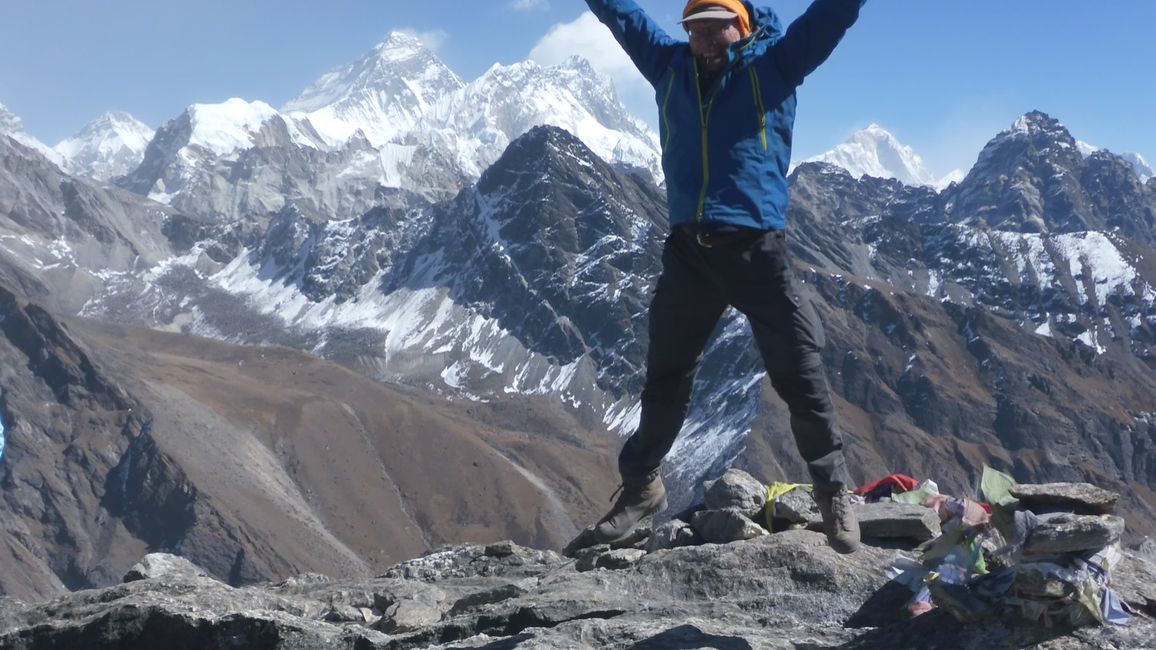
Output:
[{"xmin": 682, "ymin": 0, "xmax": 752, "ymax": 37}]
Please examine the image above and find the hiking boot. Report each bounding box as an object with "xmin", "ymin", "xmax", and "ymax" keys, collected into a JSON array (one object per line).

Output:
[
  {"xmin": 815, "ymin": 488, "xmax": 860, "ymax": 554},
  {"xmin": 592, "ymin": 472, "xmax": 667, "ymax": 545}
]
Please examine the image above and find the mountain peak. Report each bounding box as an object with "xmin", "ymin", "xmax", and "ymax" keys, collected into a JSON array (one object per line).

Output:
[
  {"xmin": 1010, "ymin": 109, "xmax": 1064, "ymax": 134},
  {"xmin": 993, "ymin": 110, "xmax": 1078, "ymax": 151},
  {"xmin": 801, "ymin": 124, "xmax": 937, "ymax": 187},
  {"xmin": 560, "ymin": 55, "xmax": 597, "ymax": 75},
  {"xmin": 92, "ymin": 111, "xmax": 144, "ymax": 127},
  {"xmin": 974, "ymin": 111, "xmax": 1080, "ymax": 171},
  {"xmin": 372, "ymin": 31, "xmax": 431, "ymax": 62},
  {"xmin": 64, "ymin": 111, "xmax": 152, "ymax": 141},
  {"xmin": 53, "ymin": 111, "xmax": 155, "ymax": 181},
  {"xmin": 0, "ymin": 102, "xmax": 66, "ymax": 166},
  {"xmin": 0, "ymin": 102, "xmax": 26, "ymax": 133},
  {"xmin": 482, "ymin": 125, "xmax": 596, "ymax": 178},
  {"xmin": 434, "ymin": 57, "xmax": 659, "ymax": 180},
  {"xmin": 282, "ymin": 34, "xmax": 464, "ymax": 146},
  {"xmin": 1078, "ymin": 140, "xmax": 1154, "ymax": 183},
  {"xmin": 183, "ymin": 98, "xmax": 282, "ymax": 156}
]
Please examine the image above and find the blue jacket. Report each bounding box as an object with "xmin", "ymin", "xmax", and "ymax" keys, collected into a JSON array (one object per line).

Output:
[{"xmin": 585, "ymin": 0, "xmax": 864, "ymax": 231}]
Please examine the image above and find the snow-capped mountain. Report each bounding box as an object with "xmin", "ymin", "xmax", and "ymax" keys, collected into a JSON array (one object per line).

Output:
[
  {"xmin": 799, "ymin": 124, "xmax": 958, "ymax": 189},
  {"xmin": 119, "ymin": 97, "xmax": 355, "ymax": 217},
  {"xmin": 182, "ymin": 99, "xmax": 326, "ymax": 157},
  {"xmin": 6, "ymin": 103, "xmax": 1156, "ymax": 579},
  {"xmin": 1078, "ymin": 140, "xmax": 1153, "ymax": 183},
  {"xmin": 285, "ymin": 32, "xmax": 660, "ymax": 180},
  {"xmin": 946, "ymin": 111, "xmax": 1156, "ymax": 242},
  {"xmin": 1122, "ymin": 152, "xmax": 1154, "ymax": 182},
  {"xmin": 88, "ymin": 126, "xmax": 755, "ymax": 500},
  {"xmin": 53, "ymin": 112, "xmax": 155, "ymax": 181},
  {"xmin": 0, "ymin": 102, "xmax": 65, "ymax": 167},
  {"xmin": 422, "ymin": 56, "xmax": 661, "ymax": 180},
  {"xmin": 120, "ymin": 32, "xmax": 662, "ymax": 222},
  {"xmin": 284, "ymin": 32, "xmax": 465, "ymax": 147},
  {"xmin": 80, "ymin": 118, "xmax": 1156, "ymax": 515}
]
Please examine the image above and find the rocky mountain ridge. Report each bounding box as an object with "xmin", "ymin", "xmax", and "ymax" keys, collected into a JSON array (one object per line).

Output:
[{"xmin": 3, "ymin": 99, "xmax": 1156, "ymax": 609}]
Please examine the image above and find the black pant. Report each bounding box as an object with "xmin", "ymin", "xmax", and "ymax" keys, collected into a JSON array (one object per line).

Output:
[{"xmin": 618, "ymin": 227, "xmax": 849, "ymax": 490}]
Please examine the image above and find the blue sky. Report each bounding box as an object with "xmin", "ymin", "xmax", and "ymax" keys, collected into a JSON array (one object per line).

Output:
[{"xmin": 2, "ymin": 0, "xmax": 1154, "ymax": 177}]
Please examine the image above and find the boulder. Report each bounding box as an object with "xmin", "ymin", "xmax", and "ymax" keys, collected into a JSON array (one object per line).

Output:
[
  {"xmin": 691, "ymin": 508, "xmax": 768, "ymax": 544},
  {"xmin": 572, "ymin": 544, "xmax": 611, "ymax": 572},
  {"xmin": 122, "ymin": 553, "xmax": 211, "ymax": 583},
  {"xmin": 596, "ymin": 549, "xmax": 647, "ymax": 570},
  {"xmin": 374, "ymin": 583, "xmax": 448, "ymax": 633},
  {"xmin": 770, "ymin": 487, "xmax": 820, "ymax": 525},
  {"xmin": 702, "ymin": 469, "xmax": 767, "ymax": 518},
  {"xmin": 646, "ymin": 519, "xmax": 699, "ymax": 552},
  {"xmin": 1134, "ymin": 537, "xmax": 1156, "ymax": 562}
]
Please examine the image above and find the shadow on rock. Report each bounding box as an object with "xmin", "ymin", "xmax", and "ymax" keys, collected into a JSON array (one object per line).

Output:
[
  {"xmin": 447, "ymin": 632, "xmax": 535, "ymax": 649},
  {"xmin": 627, "ymin": 624, "xmax": 754, "ymax": 649},
  {"xmin": 844, "ymin": 579, "xmax": 911, "ymax": 628},
  {"xmin": 824, "ymin": 610, "xmax": 1079, "ymax": 650}
]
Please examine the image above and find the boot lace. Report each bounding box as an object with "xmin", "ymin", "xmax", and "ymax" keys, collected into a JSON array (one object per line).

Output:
[
  {"xmin": 830, "ymin": 492, "xmax": 853, "ymax": 531},
  {"xmin": 608, "ymin": 484, "xmax": 624, "ymax": 504}
]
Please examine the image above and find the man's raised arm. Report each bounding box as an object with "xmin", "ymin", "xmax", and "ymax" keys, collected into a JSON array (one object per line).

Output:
[
  {"xmin": 584, "ymin": 0, "xmax": 681, "ymax": 87},
  {"xmin": 765, "ymin": 0, "xmax": 865, "ymax": 88}
]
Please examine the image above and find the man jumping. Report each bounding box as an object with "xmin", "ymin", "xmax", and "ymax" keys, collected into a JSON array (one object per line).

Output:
[{"xmin": 582, "ymin": 0, "xmax": 865, "ymax": 553}]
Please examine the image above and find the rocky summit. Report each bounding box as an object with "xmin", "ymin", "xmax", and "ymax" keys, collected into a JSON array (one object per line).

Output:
[
  {"xmin": 1, "ymin": 534, "xmax": 1154, "ymax": 650},
  {"xmin": 5, "ymin": 467, "xmax": 1156, "ymax": 649}
]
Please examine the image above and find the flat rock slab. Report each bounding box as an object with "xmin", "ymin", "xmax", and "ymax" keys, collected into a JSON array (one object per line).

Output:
[
  {"xmin": 856, "ymin": 502, "xmax": 941, "ymax": 541},
  {"xmin": 1010, "ymin": 482, "xmax": 1120, "ymax": 514},
  {"xmin": 1024, "ymin": 514, "xmax": 1126, "ymax": 556}
]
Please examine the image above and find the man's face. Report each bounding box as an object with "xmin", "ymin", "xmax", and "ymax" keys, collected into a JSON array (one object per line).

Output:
[{"xmin": 686, "ymin": 18, "xmax": 743, "ymax": 72}]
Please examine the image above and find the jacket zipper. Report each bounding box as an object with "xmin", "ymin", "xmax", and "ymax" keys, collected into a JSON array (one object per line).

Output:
[
  {"xmin": 748, "ymin": 67, "xmax": 768, "ymax": 150},
  {"xmin": 660, "ymin": 72, "xmax": 676, "ymax": 151},
  {"xmin": 693, "ymin": 59, "xmax": 715, "ymax": 222}
]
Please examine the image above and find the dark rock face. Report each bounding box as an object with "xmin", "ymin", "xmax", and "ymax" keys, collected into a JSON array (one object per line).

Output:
[
  {"xmin": 390, "ymin": 125, "xmax": 667, "ymax": 390},
  {"xmin": 950, "ymin": 111, "xmax": 1092, "ymax": 234},
  {"xmin": 2, "ymin": 538, "xmax": 1154, "ymax": 650},
  {"xmin": 0, "ymin": 286, "xmax": 148, "ymax": 598},
  {"xmin": 0, "ymin": 289, "xmax": 276, "ymax": 599}
]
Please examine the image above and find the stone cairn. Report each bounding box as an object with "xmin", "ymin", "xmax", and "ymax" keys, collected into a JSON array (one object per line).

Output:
[
  {"xmin": 565, "ymin": 467, "xmax": 1147, "ymax": 629},
  {"xmin": 565, "ymin": 468, "xmax": 943, "ymax": 569}
]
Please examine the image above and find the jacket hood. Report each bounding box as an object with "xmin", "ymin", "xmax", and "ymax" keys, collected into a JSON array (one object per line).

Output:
[
  {"xmin": 750, "ymin": 4, "xmax": 784, "ymax": 41},
  {"xmin": 729, "ymin": 4, "xmax": 784, "ymax": 63}
]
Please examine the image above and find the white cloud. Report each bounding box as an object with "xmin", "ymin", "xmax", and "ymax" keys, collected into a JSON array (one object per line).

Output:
[
  {"xmin": 397, "ymin": 28, "xmax": 448, "ymax": 52},
  {"xmin": 509, "ymin": 0, "xmax": 550, "ymax": 10},
  {"xmin": 529, "ymin": 12, "xmax": 656, "ymax": 127}
]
